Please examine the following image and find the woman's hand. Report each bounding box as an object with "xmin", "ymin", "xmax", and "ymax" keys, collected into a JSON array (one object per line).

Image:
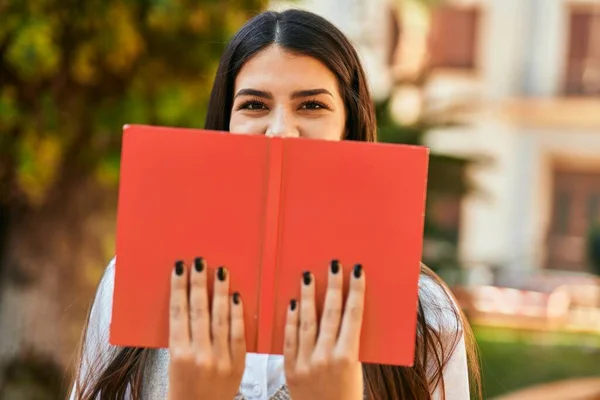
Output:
[
  {"xmin": 167, "ymin": 258, "xmax": 246, "ymax": 400},
  {"xmin": 284, "ymin": 260, "xmax": 366, "ymax": 400}
]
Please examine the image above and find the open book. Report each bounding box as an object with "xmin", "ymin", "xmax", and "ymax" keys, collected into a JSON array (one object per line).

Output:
[{"xmin": 110, "ymin": 124, "xmax": 429, "ymax": 366}]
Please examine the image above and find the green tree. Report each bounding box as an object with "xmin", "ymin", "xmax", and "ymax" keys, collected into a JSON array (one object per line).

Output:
[{"xmin": 0, "ymin": 0, "xmax": 263, "ymax": 396}]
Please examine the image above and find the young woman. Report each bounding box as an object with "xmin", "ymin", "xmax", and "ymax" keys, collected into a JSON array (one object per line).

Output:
[{"xmin": 71, "ymin": 9, "xmax": 482, "ymax": 400}]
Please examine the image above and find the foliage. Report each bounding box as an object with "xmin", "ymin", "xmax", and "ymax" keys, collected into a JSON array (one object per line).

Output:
[{"xmin": 0, "ymin": 0, "xmax": 264, "ymax": 210}]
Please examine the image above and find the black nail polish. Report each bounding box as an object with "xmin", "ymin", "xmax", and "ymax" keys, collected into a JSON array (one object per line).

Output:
[
  {"xmin": 233, "ymin": 292, "xmax": 240, "ymax": 305},
  {"xmin": 353, "ymin": 263, "xmax": 363, "ymax": 279},
  {"xmin": 331, "ymin": 259, "xmax": 340, "ymax": 274},
  {"xmin": 290, "ymin": 299, "xmax": 297, "ymax": 311},
  {"xmin": 194, "ymin": 257, "xmax": 204, "ymax": 273},
  {"xmin": 217, "ymin": 266, "xmax": 227, "ymax": 281},
  {"xmin": 175, "ymin": 261, "xmax": 184, "ymax": 276},
  {"xmin": 302, "ymin": 271, "xmax": 312, "ymax": 285}
]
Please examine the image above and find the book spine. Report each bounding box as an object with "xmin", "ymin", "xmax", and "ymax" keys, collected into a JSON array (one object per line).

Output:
[{"xmin": 257, "ymin": 137, "xmax": 284, "ymax": 354}]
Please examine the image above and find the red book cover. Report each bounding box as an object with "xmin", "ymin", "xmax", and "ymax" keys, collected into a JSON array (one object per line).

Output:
[{"xmin": 110, "ymin": 124, "xmax": 429, "ymax": 366}]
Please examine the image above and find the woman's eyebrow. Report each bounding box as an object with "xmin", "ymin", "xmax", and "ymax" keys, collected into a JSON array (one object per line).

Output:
[
  {"xmin": 234, "ymin": 88, "xmax": 273, "ymax": 99},
  {"xmin": 291, "ymin": 89, "xmax": 333, "ymax": 99}
]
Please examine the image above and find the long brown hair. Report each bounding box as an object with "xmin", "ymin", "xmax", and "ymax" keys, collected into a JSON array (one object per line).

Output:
[{"xmin": 72, "ymin": 9, "xmax": 481, "ymax": 400}]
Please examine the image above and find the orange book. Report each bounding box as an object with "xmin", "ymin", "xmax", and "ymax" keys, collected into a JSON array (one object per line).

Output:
[{"xmin": 110, "ymin": 124, "xmax": 429, "ymax": 366}]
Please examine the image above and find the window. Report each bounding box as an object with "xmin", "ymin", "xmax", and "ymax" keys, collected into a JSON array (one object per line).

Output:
[
  {"xmin": 428, "ymin": 5, "xmax": 480, "ymax": 69},
  {"xmin": 547, "ymin": 168, "xmax": 600, "ymax": 271},
  {"xmin": 564, "ymin": 7, "xmax": 600, "ymax": 96}
]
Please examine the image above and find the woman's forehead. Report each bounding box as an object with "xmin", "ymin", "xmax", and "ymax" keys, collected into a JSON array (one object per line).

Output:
[{"xmin": 234, "ymin": 45, "xmax": 340, "ymax": 94}]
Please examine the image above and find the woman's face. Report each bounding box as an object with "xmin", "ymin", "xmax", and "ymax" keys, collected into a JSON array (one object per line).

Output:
[{"xmin": 229, "ymin": 45, "xmax": 346, "ymax": 141}]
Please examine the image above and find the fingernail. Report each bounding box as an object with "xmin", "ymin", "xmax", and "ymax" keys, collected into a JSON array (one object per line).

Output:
[
  {"xmin": 233, "ymin": 292, "xmax": 240, "ymax": 305},
  {"xmin": 194, "ymin": 257, "xmax": 204, "ymax": 273},
  {"xmin": 290, "ymin": 299, "xmax": 297, "ymax": 311},
  {"xmin": 331, "ymin": 259, "xmax": 340, "ymax": 274},
  {"xmin": 353, "ymin": 263, "xmax": 362, "ymax": 278},
  {"xmin": 175, "ymin": 261, "xmax": 184, "ymax": 276},
  {"xmin": 302, "ymin": 271, "xmax": 312, "ymax": 285},
  {"xmin": 217, "ymin": 266, "xmax": 227, "ymax": 281}
]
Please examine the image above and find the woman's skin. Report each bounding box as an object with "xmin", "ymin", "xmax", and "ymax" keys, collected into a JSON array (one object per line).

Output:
[{"xmin": 166, "ymin": 44, "xmax": 367, "ymax": 400}]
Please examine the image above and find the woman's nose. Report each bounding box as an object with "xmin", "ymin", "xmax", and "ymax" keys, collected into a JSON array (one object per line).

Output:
[{"xmin": 265, "ymin": 107, "xmax": 299, "ymax": 138}]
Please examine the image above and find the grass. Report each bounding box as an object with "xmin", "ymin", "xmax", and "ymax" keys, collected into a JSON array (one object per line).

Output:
[{"xmin": 473, "ymin": 325, "xmax": 600, "ymax": 398}]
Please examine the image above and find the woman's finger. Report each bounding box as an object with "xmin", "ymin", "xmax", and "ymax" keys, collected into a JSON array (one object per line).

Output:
[
  {"xmin": 336, "ymin": 264, "xmax": 366, "ymax": 356},
  {"xmin": 229, "ymin": 292, "xmax": 247, "ymax": 371},
  {"xmin": 189, "ymin": 257, "xmax": 211, "ymax": 351},
  {"xmin": 211, "ymin": 266, "xmax": 231, "ymax": 363},
  {"xmin": 283, "ymin": 299, "xmax": 299, "ymax": 376},
  {"xmin": 297, "ymin": 271, "xmax": 317, "ymax": 365},
  {"xmin": 314, "ymin": 259, "xmax": 343, "ymax": 354},
  {"xmin": 169, "ymin": 260, "xmax": 190, "ymax": 349}
]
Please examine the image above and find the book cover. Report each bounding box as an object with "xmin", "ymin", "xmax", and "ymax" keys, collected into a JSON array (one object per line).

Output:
[{"xmin": 110, "ymin": 124, "xmax": 429, "ymax": 366}]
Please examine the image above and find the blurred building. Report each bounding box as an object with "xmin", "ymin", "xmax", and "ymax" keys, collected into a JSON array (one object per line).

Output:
[
  {"xmin": 423, "ymin": 0, "xmax": 600, "ymax": 277},
  {"xmin": 271, "ymin": 0, "xmax": 600, "ymax": 280}
]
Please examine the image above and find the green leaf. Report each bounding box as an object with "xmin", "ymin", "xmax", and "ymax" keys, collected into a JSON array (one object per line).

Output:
[{"xmin": 5, "ymin": 18, "xmax": 60, "ymax": 80}]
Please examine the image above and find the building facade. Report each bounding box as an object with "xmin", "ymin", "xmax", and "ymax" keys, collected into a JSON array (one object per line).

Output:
[{"xmin": 423, "ymin": 0, "xmax": 600, "ymax": 277}]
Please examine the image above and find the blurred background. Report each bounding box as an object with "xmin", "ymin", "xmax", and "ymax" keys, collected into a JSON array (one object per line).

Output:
[{"xmin": 0, "ymin": 0, "xmax": 599, "ymax": 398}]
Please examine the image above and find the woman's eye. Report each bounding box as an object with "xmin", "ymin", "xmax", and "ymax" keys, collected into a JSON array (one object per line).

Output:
[
  {"xmin": 241, "ymin": 101, "xmax": 267, "ymax": 110},
  {"xmin": 300, "ymin": 101, "xmax": 328, "ymax": 110}
]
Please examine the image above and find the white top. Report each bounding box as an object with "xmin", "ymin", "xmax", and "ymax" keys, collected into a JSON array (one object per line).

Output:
[{"xmin": 71, "ymin": 259, "xmax": 470, "ymax": 399}]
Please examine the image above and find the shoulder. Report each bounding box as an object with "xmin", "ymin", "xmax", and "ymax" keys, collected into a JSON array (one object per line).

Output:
[
  {"xmin": 417, "ymin": 267, "xmax": 472, "ymax": 398},
  {"xmin": 90, "ymin": 257, "xmax": 117, "ymax": 320},
  {"xmin": 84, "ymin": 257, "xmax": 117, "ymax": 343},
  {"xmin": 71, "ymin": 257, "xmax": 119, "ymax": 397},
  {"xmin": 418, "ymin": 267, "xmax": 463, "ymax": 333}
]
